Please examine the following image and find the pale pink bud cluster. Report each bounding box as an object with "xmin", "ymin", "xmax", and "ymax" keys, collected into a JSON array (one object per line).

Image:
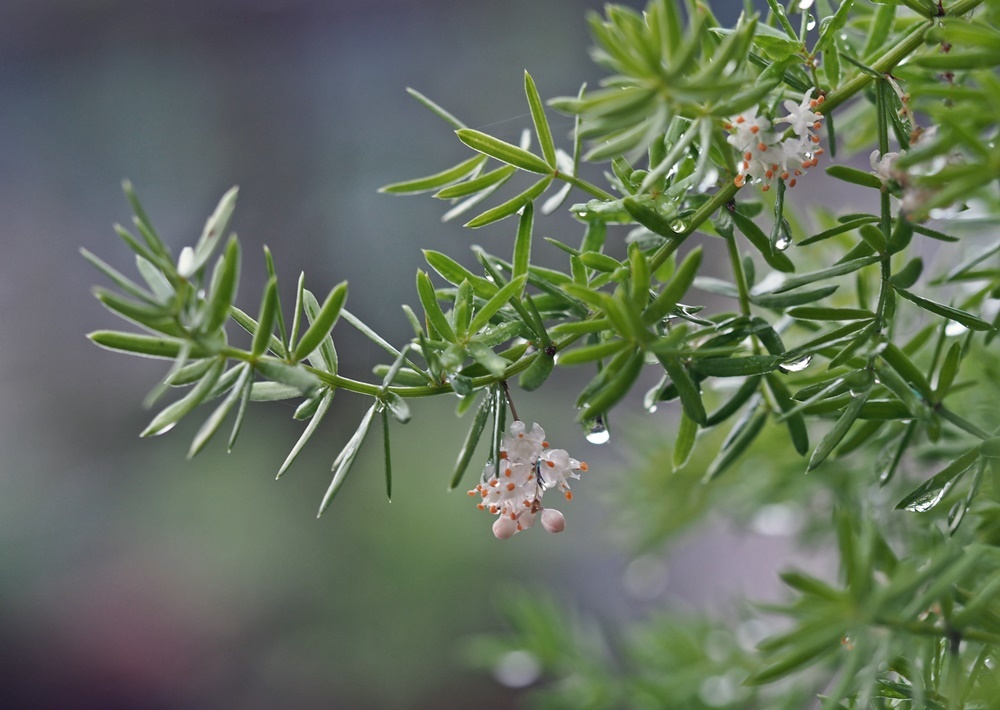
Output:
[
  {"xmin": 725, "ymin": 91, "xmax": 825, "ymax": 191},
  {"xmin": 468, "ymin": 420, "xmax": 587, "ymax": 539}
]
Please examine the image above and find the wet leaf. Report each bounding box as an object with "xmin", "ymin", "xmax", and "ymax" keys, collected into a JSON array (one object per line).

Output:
[
  {"xmin": 456, "ymin": 129, "xmax": 552, "ymax": 174},
  {"xmin": 318, "ymin": 404, "xmax": 379, "ymax": 516},
  {"xmin": 896, "ymin": 446, "xmax": 981, "ymax": 512}
]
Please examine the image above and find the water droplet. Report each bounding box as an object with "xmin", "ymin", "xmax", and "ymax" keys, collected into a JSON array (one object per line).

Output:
[
  {"xmin": 775, "ymin": 234, "xmax": 792, "ymax": 251},
  {"xmin": 806, "ymin": 14, "xmax": 817, "ymax": 30},
  {"xmin": 876, "ymin": 444, "xmax": 898, "ymax": 486},
  {"xmin": 840, "ymin": 33, "xmax": 848, "ymax": 41},
  {"xmin": 585, "ymin": 418, "xmax": 610, "ymax": 445},
  {"xmin": 447, "ymin": 373, "xmax": 473, "ymax": 397},
  {"xmin": 623, "ymin": 554, "xmax": 670, "ymax": 600},
  {"xmin": 647, "ymin": 404, "xmax": 658, "ymax": 413},
  {"xmin": 945, "ymin": 321, "xmax": 968, "ymax": 337},
  {"xmin": 494, "ymin": 650, "xmax": 541, "ymax": 688},
  {"xmin": 904, "ymin": 484, "xmax": 953, "ymax": 513},
  {"xmin": 669, "ymin": 219, "xmax": 688, "ymax": 233},
  {"xmin": 577, "ymin": 211, "xmax": 589, "ymax": 218},
  {"xmin": 779, "ymin": 355, "xmax": 812, "ymax": 373}
]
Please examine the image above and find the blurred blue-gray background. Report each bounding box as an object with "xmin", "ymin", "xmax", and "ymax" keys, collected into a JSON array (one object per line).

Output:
[{"xmin": 0, "ymin": 1, "xmax": 790, "ymax": 707}]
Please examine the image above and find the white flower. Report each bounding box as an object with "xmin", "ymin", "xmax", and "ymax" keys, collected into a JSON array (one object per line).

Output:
[
  {"xmin": 870, "ymin": 150, "xmax": 901, "ymax": 186},
  {"xmin": 469, "ymin": 419, "xmax": 588, "ymax": 539},
  {"xmin": 506, "ymin": 420, "xmax": 546, "ymax": 462},
  {"xmin": 776, "ymin": 94, "xmax": 823, "ymax": 139},
  {"xmin": 177, "ymin": 246, "xmax": 196, "ymax": 278},
  {"xmin": 493, "ymin": 515, "xmax": 518, "ymax": 539},
  {"xmin": 727, "ymin": 91, "xmax": 825, "ymax": 191},
  {"xmin": 725, "ymin": 110, "xmax": 773, "ymax": 153},
  {"xmin": 541, "ymin": 508, "xmax": 566, "ymax": 534},
  {"xmin": 539, "ymin": 448, "xmax": 587, "ymax": 499}
]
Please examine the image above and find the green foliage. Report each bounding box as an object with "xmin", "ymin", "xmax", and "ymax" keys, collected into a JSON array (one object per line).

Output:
[{"xmin": 86, "ymin": 0, "xmax": 1000, "ymax": 705}]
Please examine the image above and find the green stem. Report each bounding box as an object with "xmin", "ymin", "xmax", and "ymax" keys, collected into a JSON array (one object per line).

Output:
[
  {"xmin": 724, "ymin": 228, "xmax": 753, "ymax": 319},
  {"xmin": 876, "ymin": 618, "xmax": 1000, "ymax": 646},
  {"xmin": 650, "ymin": 181, "xmax": 740, "ymax": 272},
  {"xmin": 312, "ymin": 333, "xmax": 583, "ymax": 398},
  {"xmin": 939, "ymin": 407, "xmax": 991, "ymax": 440},
  {"xmin": 948, "ymin": 0, "xmax": 986, "ymax": 16},
  {"xmin": 873, "ymin": 258, "xmax": 892, "ymax": 332},
  {"xmin": 822, "ymin": 24, "xmax": 927, "ymax": 114},
  {"xmin": 724, "ymin": 224, "xmax": 761, "ymax": 356},
  {"xmin": 872, "ymin": 78, "xmax": 893, "ymax": 334},
  {"xmin": 821, "ymin": 0, "xmax": 984, "ymax": 115},
  {"xmin": 559, "ymin": 173, "xmax": 614, "ymax": 201}
]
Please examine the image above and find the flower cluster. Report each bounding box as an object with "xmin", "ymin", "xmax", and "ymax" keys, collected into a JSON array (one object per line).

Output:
[
  {"xmin": 725, "ymin": 91, "xmax": 825, "ymax": 191},
  {"xmin": 468, "ymin": 420, "xmax": 588, "ymax": 539}
]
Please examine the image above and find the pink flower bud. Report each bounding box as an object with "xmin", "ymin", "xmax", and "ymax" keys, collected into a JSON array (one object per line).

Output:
[
  {"xmin": 493, "ymin": 515, "xmax": 518, "ymax": 539},
  {"xmin": 540, "ymin": 508, "xmax": 566, "ymax": 534}
]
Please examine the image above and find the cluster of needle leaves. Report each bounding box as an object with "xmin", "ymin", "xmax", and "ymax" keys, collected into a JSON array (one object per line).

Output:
[{"xmin": 87, "ymin": 0, "xmax": 1000, "ymax": 705}]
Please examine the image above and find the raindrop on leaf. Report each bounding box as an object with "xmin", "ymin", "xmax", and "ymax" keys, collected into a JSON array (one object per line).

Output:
[
  {"xmin": 779, "ymin": 355, "xmax": 812, "ymax": 373},
  {"xmin": 584, "ymin": 417, "xmax": 610, "ymax": 444}
]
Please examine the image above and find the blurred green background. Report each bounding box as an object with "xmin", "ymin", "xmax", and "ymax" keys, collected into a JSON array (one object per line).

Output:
[{"xmin": 0, "ymin": 1, "xmax": 792, "ymax": 707}]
